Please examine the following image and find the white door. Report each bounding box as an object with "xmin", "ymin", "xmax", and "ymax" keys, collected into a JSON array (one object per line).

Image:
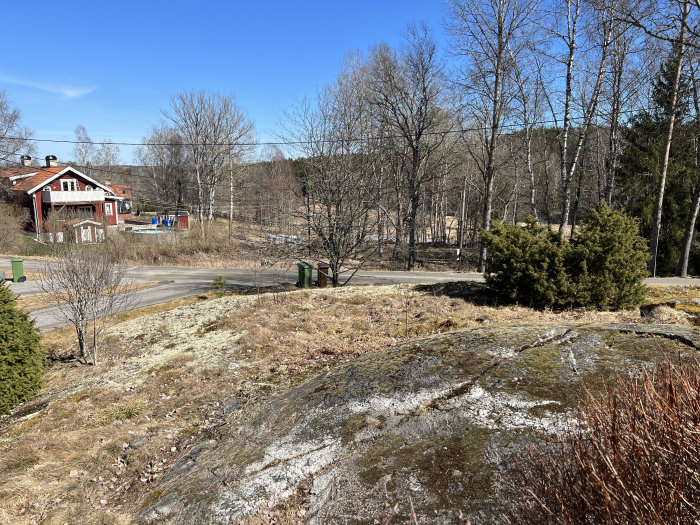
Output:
[{"xmin": 81, "ymin": 225, "xmax": 92, "ymax": 243}]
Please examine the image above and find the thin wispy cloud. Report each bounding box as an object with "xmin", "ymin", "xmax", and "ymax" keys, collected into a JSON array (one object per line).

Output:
[{"xmin": 0, "ymin": 74, "xmax": 96, "ymax": 99}]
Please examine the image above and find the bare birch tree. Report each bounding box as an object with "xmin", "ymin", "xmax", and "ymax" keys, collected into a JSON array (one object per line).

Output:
[
  {"xmin": 448, "ymin": 0, "xmax": 539, "ymax": 271},
  {"xmin": 164, "ymin": 91, "xmax": 254, "ymax": 235},
  {"xmin": 370, "ymin": 23, "xmax": 451, "ymax": 270},
  {"xmin": 73, "ymin": 125, "xmax": 96, "ymax": 175}
]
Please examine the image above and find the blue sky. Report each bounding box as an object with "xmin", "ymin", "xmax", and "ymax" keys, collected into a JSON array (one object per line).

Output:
[{"xmin": 1, "ymin": 1, "xmax": 448, "ymax": 164}]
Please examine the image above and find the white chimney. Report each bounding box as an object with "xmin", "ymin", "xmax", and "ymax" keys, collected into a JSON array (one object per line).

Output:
[
  {"xmin": 20, "ymin": 155, "xmax": 31, "ymax": 167},
  {"xmin": 45, "ymin": 155, "xmax": 58, "ymax": 168}
]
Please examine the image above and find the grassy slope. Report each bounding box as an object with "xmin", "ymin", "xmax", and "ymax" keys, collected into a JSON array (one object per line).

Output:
[{"xmin": 0, "ymin": 284, "xmax": 694, "ymax": 524}]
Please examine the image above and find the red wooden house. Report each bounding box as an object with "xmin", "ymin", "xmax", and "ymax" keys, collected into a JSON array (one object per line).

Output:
[
  {"xmin": 0, "ymin": 155, "xmax": 123, "ymax": 242},
  {"xmin": 106, "ymin": 183, "xmax": 133, "ymax": 219}
]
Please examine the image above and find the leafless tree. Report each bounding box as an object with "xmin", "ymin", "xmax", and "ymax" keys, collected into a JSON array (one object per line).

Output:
[
  {"xmin": 0, "ymin": 91, "xmax": 34, "ymax": 165},
  {"xmin": 136, "ymin": 124, "xmax": 191, "ymax": 211},
  {"xmin": 602, "ymin": 3, "xmax": 644, "ymax": 205},
  {"xmin": 370, "ymin": 23, "xmax": 452, "ymax": 270},
  {"xmin": 40, "ymin": 249, "xmax": 134, "ymax": 365},
  {"xmin": 538, "ymin": 0, "xmax": 615, "ymax": 235},
  {"xmin": 678, "ymin": 53, "xmax": 700, "ymax": 277},
  {"xmin": 73, "ymin": 125, "xmax": 96, "ymax": 175},
  {"xmin": 447, "ymin": 0, "xmax": 539, "ymax": 271},
  {"xmin": 97, "ymin": 140, "xmax": 120, "ymax": 170},
  {"xmin": 637, "ymin": 0, "xmax": 693, "ymax": 275},
  {"xmin": 284, "ymin": 53, "xmax": 379, "ymax": 285},
  {"xmin": 163, "ymin": 91, "xmax": 254, "ymax": 235}
]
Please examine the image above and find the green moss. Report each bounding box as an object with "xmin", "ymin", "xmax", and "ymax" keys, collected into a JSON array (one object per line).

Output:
[
  {"xmin": 487, "ymin": 329, "xmax": 688, "ymax": 412},
  {"xmin": 341, "ymin": 414, "xmax": 368, "ymax": 446},
  {"xmin": 410, "ymin": 317, "xmax": 461, "ymax": 336},
  {"xmin": 68, "ymin": 391, "xmax": 90, "ymax": 403},
  {"xmin": 141, "ymin": 488, "xmax": 164, "ymax": 509},
  {"xmin": 95, "ymin": 400, "xmax": 144, "ymax": 426},
  {"xmin": 357, "ymin": 428, "xmax": 495, "ymax": 510}
]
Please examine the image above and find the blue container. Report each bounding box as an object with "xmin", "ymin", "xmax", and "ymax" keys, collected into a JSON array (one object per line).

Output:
[
  {"xmin": 152, "ymin": 217, "xmax": 158, "ymax": 225},
  {"xmin": 165, "ymin": 219, "xmax": 172, "ymax": 228}
]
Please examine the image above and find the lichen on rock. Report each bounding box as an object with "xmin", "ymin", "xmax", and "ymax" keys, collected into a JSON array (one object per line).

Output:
[{"xmin": 139, "ymin": 323, "xmax": 698, "ymax": 524}]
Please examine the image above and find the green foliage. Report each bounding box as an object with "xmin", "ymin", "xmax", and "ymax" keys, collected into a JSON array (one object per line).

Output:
[
  {"xmin": 569, "ymin": 205, "xmax": 649, "ymax": 309},
  {"xmin": 0, "ymin": 282, "xmax": 43, "ymax": 415},
  {"xmin": 617, "ymin": 49, "xmax": 696, "ymax": 275},
  {"xmin": 211, "ymin": 274, "xmax": 227, "ymax": 295},
  {"xmin": 482, "ymin": 218, "xmax": 571, "ymax": 308},
  {"xmin": 483, "ymin": 205, "xmax": 649, "ymax": 310}
]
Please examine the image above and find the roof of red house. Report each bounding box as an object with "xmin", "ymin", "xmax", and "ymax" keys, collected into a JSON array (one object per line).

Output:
[
  {"xmin": 63, "ymin": 218, "xmax": 103, "ymax": 227},
  {"xmin": 107, "ymin": 184, "xmax": 132, "ymax": 197},
  {"xmin": 10, "ymin": 166, "xmax": 67, "ymax": 192},
  {"xmin": 0, "ymin": 165, "xmax": 38, "ymax": 179}
]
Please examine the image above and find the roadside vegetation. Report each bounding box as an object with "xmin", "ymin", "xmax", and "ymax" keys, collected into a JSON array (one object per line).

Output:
[{"xmin": 483, "ymin": 205, "xmax": 649, "ymax": 309}]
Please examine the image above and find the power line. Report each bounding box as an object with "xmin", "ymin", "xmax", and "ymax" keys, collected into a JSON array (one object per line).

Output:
[{"xmin": 0, "ymin": 106, "xmax": 646, "ymax": 150}]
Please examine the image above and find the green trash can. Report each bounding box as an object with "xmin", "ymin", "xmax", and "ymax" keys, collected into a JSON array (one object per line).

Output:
[
  {"xmin": 297, "ymin": 262, "xmax": 313, "ymax": 288},
  {"xmin": 11, "ymin": 258, "xmax": 25, "ymax": 283}
]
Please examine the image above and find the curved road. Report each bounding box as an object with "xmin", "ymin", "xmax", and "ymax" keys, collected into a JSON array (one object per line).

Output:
[{"xmin": 2, "ymin": 257, "xmax": 699, "ymax": 331}]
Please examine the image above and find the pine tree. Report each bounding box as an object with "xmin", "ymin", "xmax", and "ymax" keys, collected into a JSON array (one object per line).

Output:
[
  {"xmin": 618, "ymin": 49, "xmax": 694, "ymax": 275},
  {"xmin": 0, "ymin": 282, "xmax": 42, "ymax": 415}
]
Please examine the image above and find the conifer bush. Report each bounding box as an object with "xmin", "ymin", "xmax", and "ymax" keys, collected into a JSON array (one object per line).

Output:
[
  {"xmin": 569, "ymin": 204, "xmax": 649, "ymax": 309},
  {"xmin": 0, "ymin": 282, "xmax": 43, "ymax": 415},
  {"xmin": 482, "ymin": 218, "xmax": 572, "ymax": 307},
  {"xmin": 483, "ymin": 204, "xmax": 648, "ymax": 309}
]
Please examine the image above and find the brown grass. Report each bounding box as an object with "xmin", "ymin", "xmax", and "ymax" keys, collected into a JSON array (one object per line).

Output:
[
  {"xmin": 15, "ymin": 280, "xmax": 167, "ymax": 312},
  {"xmin": 0, "ymin": 282, "xmax": 687, "ymax": 523},
  {"xmin": 503, "ymin": 359, "xmax": 700, "ymax": 524},
  {"xmin": 0, "ymin": 269, "xmax": 46, "ymax": 281},
  {"xmin": 103, "ymin": 219, "xmax": 304, "ymax": 269},
  {"xmin": 646, "ymin": 285, "xmax": 700, "ymax": 303}
]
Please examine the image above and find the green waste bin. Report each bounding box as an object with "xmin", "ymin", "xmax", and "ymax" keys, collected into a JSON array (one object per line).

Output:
[
  {"xmin": 297, "ymin": 262, "xmax": 313, "ymax": 288},
  {"xmin": 11, "ymin": 258, "xmax": 25, "ymax": 283}
]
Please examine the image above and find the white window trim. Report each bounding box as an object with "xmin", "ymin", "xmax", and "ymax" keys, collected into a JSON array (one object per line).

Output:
[{"xmin": 105, "ymin": 202, "xmax": 113, "ymax": 216}]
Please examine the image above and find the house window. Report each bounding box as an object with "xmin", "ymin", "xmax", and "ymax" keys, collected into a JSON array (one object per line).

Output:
[
  {"xmin": 105, "ymin": 203, "xmax": 113, "ymax": 216},
  {"xmin": 61, "ymin": 179, "xmax": 77, "ymax": 192},
  {"xmin": 85, "ymin": 185, "xmax": 92, "ymax": 191}
]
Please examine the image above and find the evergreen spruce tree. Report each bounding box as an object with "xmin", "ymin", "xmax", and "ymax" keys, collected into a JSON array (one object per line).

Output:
[
  {"xmin": 618, "ymin": 49, "xmax": 694, "ymax": 275},
  {"xmin": 0, "ymin": 282, "xmax": 42, "ymax": 415}
]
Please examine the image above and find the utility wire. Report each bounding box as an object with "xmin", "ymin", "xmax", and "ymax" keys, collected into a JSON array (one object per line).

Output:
[{"xmin": 0, "ymin": 107, "xmax": 646, "ymax": 149}]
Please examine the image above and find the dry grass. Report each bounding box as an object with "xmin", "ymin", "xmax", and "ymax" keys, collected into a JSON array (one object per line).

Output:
[
  {"xmin": 0, "ymin": 282, "xmax": 685, "ymax": 524},
  {"xmin": 503, "ymin": 359, "xmax": 699, "ymax": 524},
  {"xmin": 0, "ymin": 269, "xmax": 46, "ymax": 281},
  {"xmin": 647, "ymin": 285, "xmax": 700, "ymax": 303},
  {"xmin": 15, "ymin": 280, "xmax": 167, "ymax": 313},
  {"xmin": 103, "ymin": 219, "xmax": 304, "ymax": 270}
]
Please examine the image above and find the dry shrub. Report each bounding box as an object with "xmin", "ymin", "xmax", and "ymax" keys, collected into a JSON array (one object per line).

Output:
[
  {"xmin": 0, "ymin": 201, "xmax": 23, "ymax": 253},
  {"xmin": 504, "ymin": 359, "xmax": 700, "ymax": 524}
]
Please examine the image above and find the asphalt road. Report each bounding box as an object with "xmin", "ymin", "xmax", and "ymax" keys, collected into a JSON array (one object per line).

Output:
[{"xmin": 3, "ymin": 256, "xmax": 700, "ymax": 332}]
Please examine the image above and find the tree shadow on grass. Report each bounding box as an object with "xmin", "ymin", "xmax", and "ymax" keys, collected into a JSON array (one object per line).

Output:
[{"xmin": 413, "ymin": 281, "xmax": 501, "ymax": 306}]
